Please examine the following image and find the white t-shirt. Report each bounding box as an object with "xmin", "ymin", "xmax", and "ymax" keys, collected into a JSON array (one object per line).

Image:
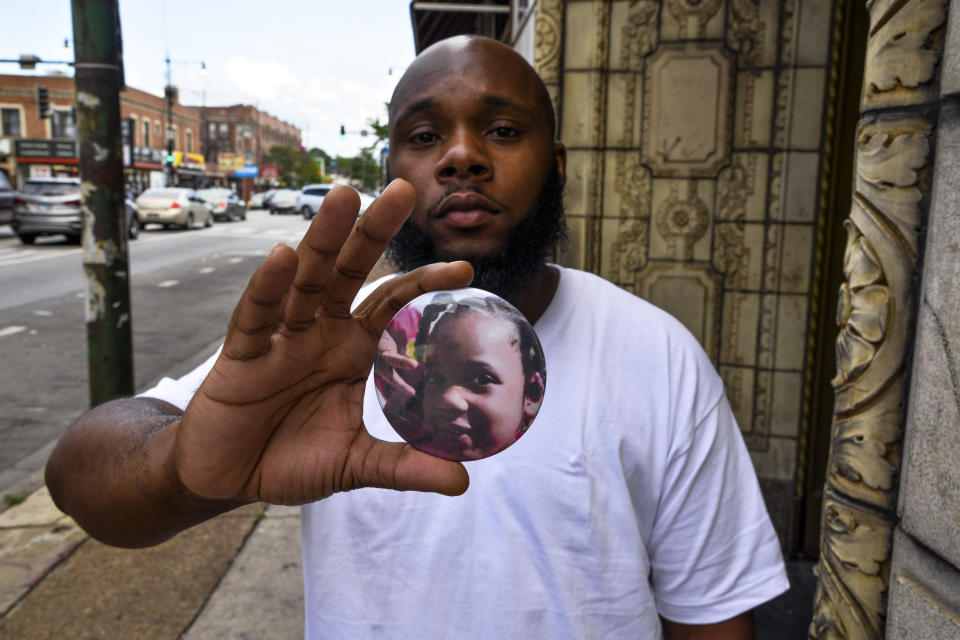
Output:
[{"xmin": 142, "ymin": 266, "xmax": 788, "ymax": 639}]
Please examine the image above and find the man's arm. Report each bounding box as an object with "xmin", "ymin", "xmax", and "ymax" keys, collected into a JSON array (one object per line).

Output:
[
  {"xmin": 45, "ymin": 397, "xmax": 238, "ymax": 548},
  {"xmin": 661, "ymin": 611, "xmax": 754, "ymax": 639},
  {"xmin": 45, "ymin": 181, "xmax": 473, "ymax": 548}
]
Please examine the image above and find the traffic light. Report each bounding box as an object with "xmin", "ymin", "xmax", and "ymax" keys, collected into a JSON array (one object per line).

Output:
[
  {"xmin": 339, "ymin": 125, "xmax": 346, "ymax": 138},
  {"xmin": 166, "ymin": 139, "xmax": 175, "ymax": 165},
  {"xmin": 36, "ymin": 86, "xmax": 49, "ymax": 119}
]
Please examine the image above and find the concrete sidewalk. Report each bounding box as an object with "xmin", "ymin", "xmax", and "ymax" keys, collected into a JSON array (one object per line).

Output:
[
  {"xmin": 0, "ymin": 481, "xmax": 816, "ymax": 639},
  {"xmin": 0, "ymin": 485, "xmax": 304, "ymax": 639}
]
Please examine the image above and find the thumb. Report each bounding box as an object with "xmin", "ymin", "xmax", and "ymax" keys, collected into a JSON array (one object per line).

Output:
[{"xmin": 349, "ymin": 438, "xmax": 469, "ymax": 496}]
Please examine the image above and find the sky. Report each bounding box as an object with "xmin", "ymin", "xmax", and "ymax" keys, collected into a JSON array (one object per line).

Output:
[{"xmin": 2, "ymin": 0, "xmax": 417, "ymax": 157}]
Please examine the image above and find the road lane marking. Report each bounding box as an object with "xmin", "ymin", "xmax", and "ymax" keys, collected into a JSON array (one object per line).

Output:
[
  {"xmin": 33, "ymin": 310, "xmax": 53, "ymax": 316},
  {"xmin": 0, "ymin": 326, "xmax": 27, "ymax": 337},
  {"xmin": 228, "ymin": 257, "xmax": 243, "ymax": 264},
  {"xmin": 198, "ymin": 267, "xmax": 216, "ymax": 274},
  {"xmin": 157, "ymin": 280, "xmax": 179, "ymax": 288}
]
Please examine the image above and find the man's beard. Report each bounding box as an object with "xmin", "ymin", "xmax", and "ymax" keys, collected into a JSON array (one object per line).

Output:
[{"xmin": 386, "ymin": 164, "xmax": 566, "ymax": 300}]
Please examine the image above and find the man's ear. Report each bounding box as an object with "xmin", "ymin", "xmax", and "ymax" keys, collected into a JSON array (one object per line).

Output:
[{"xmin": 553, "ymin": 142, "xmax": 567, "ymax": 186}]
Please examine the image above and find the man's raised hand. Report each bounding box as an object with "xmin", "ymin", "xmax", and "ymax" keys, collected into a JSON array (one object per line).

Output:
[{"xmin": 171, "ymin": 180, "xmax": 473, "ymax": 507}]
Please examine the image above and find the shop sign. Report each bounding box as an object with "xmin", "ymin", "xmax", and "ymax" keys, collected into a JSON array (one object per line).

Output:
[
  {"xmin": 234, "ymin": 165, "xmax": 258, "ymax": 178},
  {"xmin": 30, "ymin": 165, "xmax": 52, "ymax": 179},
  {"xmin": 218, "ymin": 152, "xmax": 245, "ymax": 170},
  {"xmin": 260, "ymin": 163, "xmax": 280, "ymax": 180},
  {"xmin": 173, "ymin": 151, "xmax": 205, "ymax": 170},
  {"xmin": 133, "ymin": 146, "xmax": 165, "ymax": 165},
  {"xmin": 16, "ymin": 139, "xmax": 77, "ymax": 159}
]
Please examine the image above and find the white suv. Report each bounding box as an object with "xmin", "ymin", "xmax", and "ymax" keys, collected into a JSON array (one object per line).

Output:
[{"xmin": 297, "ymin": 184, "xmax": 334, "ymax": 220}]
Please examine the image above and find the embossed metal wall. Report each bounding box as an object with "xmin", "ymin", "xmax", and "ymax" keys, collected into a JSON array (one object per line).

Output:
[{"xmin": 532, "ymin": 0, "xmax": 847, "ymax": 551}]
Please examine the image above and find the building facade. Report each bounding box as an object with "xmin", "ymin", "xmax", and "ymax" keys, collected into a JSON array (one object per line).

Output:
[{"xmin": 0, "ymin": 73, "xmax": 300, "ymax": 198}]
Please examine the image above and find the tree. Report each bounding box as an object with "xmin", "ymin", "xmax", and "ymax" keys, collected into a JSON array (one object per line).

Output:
[{"xmin": 264, "ymin": 145, "xmax": 321, "ymax": 187}]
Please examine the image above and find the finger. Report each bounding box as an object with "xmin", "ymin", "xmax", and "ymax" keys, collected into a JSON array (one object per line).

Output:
[
  {"xmin": 378, "ymin": 351, "xmax": 418, "ymax": 370},
  {"xmin": 223, "ymin": 244, "xmax": 298, "ymax": 361},
  {"xmin": 323, "ymin": 180, "xmax": 418, "ymax": 318},
  {"xmin": 283, "ymin": 186, "xmax": 360, "ymax": 330},
  {"xmin": 386, "ymin": 369, "xmax": 417, "ymax": 397},
  {"xmin": 349, "ymin": 438, "xmax": 469, "ymax": 496},
  {"xmin": 354, "ymin": 261, "xmax": 474, "ymax": 336}
]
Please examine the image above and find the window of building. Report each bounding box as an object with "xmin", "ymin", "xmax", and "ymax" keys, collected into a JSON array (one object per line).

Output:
[
  {"xmin": 51, "ymin": 108, "xmax": 77, "ymax": 138},
  {"xmin": 186, "ymin": 129, "xmax": 193, "ymax": 153},
  {"xmin": 154, "ymin": 122, "xmax": 162, "ymax": 144},
  {"xmin": 208, "ymin": 122, "xmax": 216, "ymax": 139},
  {"xmin": 142, "ymin": 120, "xmax": 150, "ymax": 146},
  {"xmin": 219, "ymin": 122, "xmax": 229, "ymax": 139},
  {"xmin": 1, "ymin": 108, "xmax": 21, "ymax": 137}
]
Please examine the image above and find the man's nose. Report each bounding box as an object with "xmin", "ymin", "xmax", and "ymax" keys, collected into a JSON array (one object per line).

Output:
[{"xmin": 435, "ymin": 129, "xmax": 491, "ymax": 181}]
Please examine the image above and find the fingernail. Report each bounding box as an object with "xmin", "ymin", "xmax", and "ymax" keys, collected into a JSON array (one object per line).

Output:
[{"xmin": 269, "ymin": 243, "xmax": 286, "ymax": 255}]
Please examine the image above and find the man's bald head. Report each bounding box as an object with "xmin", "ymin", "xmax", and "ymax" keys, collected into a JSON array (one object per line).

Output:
[{"xmin": 388, "ymin": 35, "xmax": 556, "ymax": 139}]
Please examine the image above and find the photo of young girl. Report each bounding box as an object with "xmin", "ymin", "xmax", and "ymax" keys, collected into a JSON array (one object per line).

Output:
[{"xmin": 374, "ymin": 288, "xmax": 547, "ymax": 461}]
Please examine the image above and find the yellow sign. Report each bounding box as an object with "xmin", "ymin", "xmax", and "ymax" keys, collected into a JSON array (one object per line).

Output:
[
  {"xmin": 218, "ymin": 152, "xmax": 245, "ymax": 170},
  {"xmin": 172, "ymin": 151, "xmax": 205, "ymax": 170}
]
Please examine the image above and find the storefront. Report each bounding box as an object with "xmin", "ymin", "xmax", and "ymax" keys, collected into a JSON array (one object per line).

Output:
[
  {"xmin": 172, "ymin": 151, "xmax": 207, "ymax": 188},
  {"xmin": 14, "ymin": 139, "xmax": 78, "ymax": 184},
  {"xmin": 128, "ymin": 146, "xmax": 165, "ymax": 194}
]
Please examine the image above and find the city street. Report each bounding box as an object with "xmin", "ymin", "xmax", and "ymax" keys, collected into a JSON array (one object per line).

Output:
[{"xmin": 0, "ymin": 207, "xmax": 309, "ymax": 499}]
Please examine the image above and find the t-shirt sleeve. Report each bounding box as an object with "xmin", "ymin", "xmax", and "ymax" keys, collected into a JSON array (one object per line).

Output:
[
  {"xmin": 647, "ymin": 391, "xmax": 789, "ymax": 624},
  {"xmin": 136, "ymin": 347, "xmax": 221, "ymax": 411}
]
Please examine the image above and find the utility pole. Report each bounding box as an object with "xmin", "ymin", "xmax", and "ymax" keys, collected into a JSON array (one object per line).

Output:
[
  {"xmin": 164, "ymin": 55, "xmax": 175, "ymax": 186},
  {"xmin": 71, "ymin": 0, "xmax": 134, "ymax": 406}
]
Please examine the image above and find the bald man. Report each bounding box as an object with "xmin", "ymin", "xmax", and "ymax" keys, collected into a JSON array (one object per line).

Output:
[{"xmin": 47, "ymin": 36, "xmax": 787, "ymax": 639}]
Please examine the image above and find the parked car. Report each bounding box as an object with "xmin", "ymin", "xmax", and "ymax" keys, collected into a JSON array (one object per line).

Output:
[
  {"xmin": 135, "ymin": 187, "xmax": 213, "ymax": 230},
  {"xmin": 297, "ymin": 184, "xmax": 334, "ymax": 220},
  {"xmin": 0, "ymin": 171, "xmax": 13, "ymax": 226},
  {"xmin": 198, "ymin": 188, "xmax": 247, "ymax": 222},
  {"xmin": 249, "ymin": 190, "xmax": 274, "ymax": 209},
  {"xmin": 11, "ymin": 177, "xmax": 139, "ymax": 244},
  {"xmin": 268, "ymin": 188, "xmax": 300, "ymax": 215},
  {"xmin": 125, "ymin": 197, "xmax": 141, "ymax": 239}
]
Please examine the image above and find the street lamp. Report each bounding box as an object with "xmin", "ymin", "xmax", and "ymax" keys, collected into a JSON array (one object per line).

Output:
[{"xmin": 163, "ymin": 55, "xmax": 207, "ymax": 186}]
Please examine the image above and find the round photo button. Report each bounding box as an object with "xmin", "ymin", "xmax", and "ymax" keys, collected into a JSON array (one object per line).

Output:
[{"xmin": 374, "ymin": 288, "xmax": 546, "ymax": 462}]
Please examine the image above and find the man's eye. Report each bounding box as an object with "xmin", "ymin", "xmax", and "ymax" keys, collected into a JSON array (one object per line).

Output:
[
  {"xmin": 491, "ymin": 126, "xmax": 519, "ymax": 138},
  {"xmin": 409, "ymin": 131, "xmax": 437, "ymax": 145},
  {"xmin": 425, "ymin": 372, "xmax": 443, "ymax": 386}
]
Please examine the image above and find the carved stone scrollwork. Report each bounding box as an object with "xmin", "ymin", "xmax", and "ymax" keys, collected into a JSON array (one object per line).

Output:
[
  {"xmin": 862, "ymin": 0, "xmax": 947, "ymax": 110},
  {"xmin": 809, "ymin": 112, "xmax": 933, "ymax": 639}
]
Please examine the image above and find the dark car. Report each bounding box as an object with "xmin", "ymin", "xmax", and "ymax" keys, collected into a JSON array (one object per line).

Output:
[
  {"xmin": 0, "ymin": 171, "xmax": 13, "ymax": 226},
  {"xmin": 12, "ymin": 177, "xmax": 139, "ymax": 244},
  {"xmin": 198, "ymin": 188, "xmax": 247, "ymax": 222}
]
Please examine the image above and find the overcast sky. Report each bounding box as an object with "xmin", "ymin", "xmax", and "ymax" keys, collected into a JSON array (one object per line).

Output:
[{"xmin": 2, "ymin": 0, "xmax": 417, "ymax": 157}]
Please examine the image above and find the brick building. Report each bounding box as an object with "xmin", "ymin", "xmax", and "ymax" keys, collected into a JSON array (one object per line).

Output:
[{"xmin": 0, "ymin": 72, "xmax": 300, "ymax": 199}]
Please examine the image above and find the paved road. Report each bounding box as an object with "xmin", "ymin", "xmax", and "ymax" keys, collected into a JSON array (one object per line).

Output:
[{"xmin": 0, "ymin": 209, "xmax": 309, "ymax": 498}]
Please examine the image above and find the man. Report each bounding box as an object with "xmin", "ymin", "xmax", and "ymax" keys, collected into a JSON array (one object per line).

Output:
[{"xmin": 46, "ymin": 36, "xmax": 788, "ymax": 638}]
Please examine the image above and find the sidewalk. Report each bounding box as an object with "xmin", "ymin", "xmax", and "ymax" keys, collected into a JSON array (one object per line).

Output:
[
  {"xmin": 0, "ymin": 482, "xmax": 816, "ymax": 639},
  {"xmin": 0, "ymin": 485, "xmax": 304, "ymax": 639}
]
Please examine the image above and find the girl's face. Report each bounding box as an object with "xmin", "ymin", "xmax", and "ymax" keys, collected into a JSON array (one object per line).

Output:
[{"xmin": 422, "ymin": 311, "xmax": 535, "ymax": 460}]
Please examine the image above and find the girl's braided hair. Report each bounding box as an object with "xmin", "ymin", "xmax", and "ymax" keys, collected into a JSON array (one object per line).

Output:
[{"xmin": 413, "ymin": 292, "xmax": 546, "ymax": 383}]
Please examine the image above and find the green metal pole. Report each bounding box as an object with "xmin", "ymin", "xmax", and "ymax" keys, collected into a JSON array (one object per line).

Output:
[{"xmin": 71, "ymin": 0, "xmax": 134, "ymax": 406}]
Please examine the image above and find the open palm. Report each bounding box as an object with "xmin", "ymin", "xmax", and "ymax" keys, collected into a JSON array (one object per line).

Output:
[{"xmin": 172, "ymin": 181, "xmax": 473, "ymax": 505}]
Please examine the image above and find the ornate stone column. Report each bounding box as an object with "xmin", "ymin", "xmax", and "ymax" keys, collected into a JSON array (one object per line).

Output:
[{"xmin": 809, "ymin": 1, "xmax": 948, "ymax": 637}]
